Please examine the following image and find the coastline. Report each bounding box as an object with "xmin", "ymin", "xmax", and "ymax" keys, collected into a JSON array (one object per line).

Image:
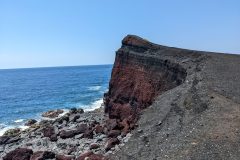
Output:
[
  {"xmin": 0, "ymin": 98, "xmax": 104, "ymax": 137},
  {"xmin": 0, "ymin": 98, "xmax": 131, "ymax": 159}
]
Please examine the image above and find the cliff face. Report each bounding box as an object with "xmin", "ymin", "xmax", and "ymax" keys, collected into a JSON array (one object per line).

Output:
[
  {"xmin": 104, "ymin": 35, "xmax": 187, "ymax": 130},
  {"xmin": 106, "ymin": 35, "xmax": 240, "ymax": 160}
]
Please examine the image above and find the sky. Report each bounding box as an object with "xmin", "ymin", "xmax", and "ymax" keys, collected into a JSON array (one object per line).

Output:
[{"xmin": 0, "ymin": 0, "xmax": 239, "ymax": 69}]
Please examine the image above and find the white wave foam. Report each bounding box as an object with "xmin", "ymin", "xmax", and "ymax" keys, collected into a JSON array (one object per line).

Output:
[
  {"xmin": 0, "ymin": 125, "xmax": 29, "ymax": 136},
  {"xmin": 14, "ymin": 119, "xmax": 24, "ymax": 123},
  {"xmin": 0, "ymin": 126, "xmax": 12, "ymax": 136},
  {"xmin": 84, "ymin": 99, "xmax": 103, "ymax": 112},
  {"xmin": 88, "ymin": 86, "xmax": 101, "ymax": 91}
]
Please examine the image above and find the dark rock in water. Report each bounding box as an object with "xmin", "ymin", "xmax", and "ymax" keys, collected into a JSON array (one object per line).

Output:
[
  {"xmin": 105, "ymin": 138, "xmax": 120, "ymax": 151},
  {"xmin": 56, "ymin": 155, "xmax": 75, "ymax": 160},
  {"xmin": 69, "ymin": 108, "xmax": 84, "ymax": 114},
  {"xmin": 3, "ymin": 128, "xmax": 21, "ymax": 136},
  {"xmin": 42, "ymin": 109, "xmax": 64, "ymax": 118},
  {"xmin": 3, "ymin": 148, "xmax": 33, "ymax": 160},
  {"xmin": 30, "ymin": 151, "xmax": 55, "ymax": 160},
  {"xmin": 77, "ymin": 108, "xmax": 84, "ymax": 114},
  {"xmin": 69, "ymin": 108, "xmax": 77, "ymax": 114},
  {"xmin": 108, "ymin": 130, "xmax": 121, "ymax": 138},
  {"xmin": 25, "ymin": 119, "xmax": 37, "ymax": 126}
]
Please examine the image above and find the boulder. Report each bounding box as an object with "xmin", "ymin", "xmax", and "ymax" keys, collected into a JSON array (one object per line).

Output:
[
  {"xmin": 25, "ymin": 119, "xmax": 37, "ymax": 126},
  {"xmin": 105, "ymin": 138, "xmax": 120, "ymax": 151},
  {"xmin": 89, "ymin": 143, "xmax": 100, "ymax": 150},
  {"xmin": 94, "ymin": 125, "xmax": 104, "ymax": 134},
  {"xmin": 30, "ymin": 151, "xmax": 55, "ymax": 160},
  {"xmin": 42, "ymin": 109, "xmax": 64, "ymax": 118},
  {"xmin": 3, "ymin": 128, "xmax": 21, "ymax": 136},
  {"xmin": 83, "ymin": 129, "xmax": 93, "ymax": 139},
  {"xmin": 59, "ymin": 130, "xmax": 76, "ymax": 139},
  {"xmin": 6, "ymin": 136, "xmax": 21, "ymax": 144},
  {"xmin": 76, "ymin": 123, "xmax": 88, "ymax": 134},
  {"xmin": 3, "ymin": 148, "xmax": 33, "ymax": 160},
  {"xmin": 69, "ymin": 108, "xmax": 77, "ymax": 114},
  {"xmin": 77, "ymin": 108, "xmax": 84, "ymax": 114},
  {"xmin": 0, "ymin": 136, "xmax": 10, "ymax": 145},
  {"xmin": 55, "ymin": 115, "xmax": 69, "ymax": 124},
  {"xmin": 69, "ymin": 114, "xmax": 81, "ymax": 122},
  {"xmin": 42, "ymin": 126, "xmax": 55, "ymax": 138},
  {"xmin": 119, "ymin": 118, "xmax": 130, "ymax": 135},
  {"xmin": 50, "ymin": 134, "xmax": 58, "ymax": 142},
  {"xmin": 76, "ymin": 151, "xmax": 107, "ymax": 160},
  {"xmin": 108, "ymin": 130, "xmax": 121, "ymax": 138},
  {"xmin": 56, "ymin": 155, "xmax": 75, "ymax": 160},
  {"xmin": 105, "ymin": 119, "xmax": 118, "ymax": 131},
  {"xmin": 76, "ymin": 151, "xmax": 93, "ymax": 160}
]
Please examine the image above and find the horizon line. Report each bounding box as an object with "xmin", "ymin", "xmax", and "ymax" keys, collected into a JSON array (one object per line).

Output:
[{"xmin": 0, "ymin": 64, "xmax": 113, "ymax": 71}]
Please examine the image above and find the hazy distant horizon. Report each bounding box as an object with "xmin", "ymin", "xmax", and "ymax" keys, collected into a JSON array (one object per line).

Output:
[{"xmin": 0, "ymin": 63, "xmax": 113, "ymax": 70}]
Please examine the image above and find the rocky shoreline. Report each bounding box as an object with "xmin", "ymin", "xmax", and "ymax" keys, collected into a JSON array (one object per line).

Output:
[
  {"xmin": 0, "ymin": 106, "xmax": 132, "ymax": 159},
  {"xmin": 1, "ymin": 35, "xmax": 240, "ymax": 160}
]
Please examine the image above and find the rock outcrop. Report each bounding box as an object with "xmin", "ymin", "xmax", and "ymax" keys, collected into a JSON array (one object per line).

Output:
[
  {"xmin": 107, "ymin": 35, "xmax": 240, "ymax": 160},
  {"xmin": 104, "ymin": 35, "xmax": 187, "ymax": 134}
]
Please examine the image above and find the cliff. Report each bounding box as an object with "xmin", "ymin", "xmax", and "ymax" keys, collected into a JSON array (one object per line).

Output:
[{"xmin": 105, "ymin": 35, "xmax": 240, "ymax": 160}]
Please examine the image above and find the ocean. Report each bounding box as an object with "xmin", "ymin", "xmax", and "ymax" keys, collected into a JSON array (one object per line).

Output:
[{"xmin": 0, "ymin": 65, "xmax": 112, "ymax": 135}]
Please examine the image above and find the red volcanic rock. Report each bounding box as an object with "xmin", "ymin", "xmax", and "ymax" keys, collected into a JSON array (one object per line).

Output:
[
  {"xmin": 59, "ymin": 130, "xmax": 76, "ymax": 139},
  {"xmin": 108, "ymin": 130, "xmax": 121, "ymax": 138},
  {"xmin": 56, "ymin": 155, "xmax": 75, "ymax": 160},
  {"xmin": 3, "ymin": 148, "xmax": 33, "ymax": 160},
  {"xmin": 119, "ymin": 118, "xmax": 130, "ymax": 136},
  {"xmin": 76, "ymin": 151, "xmax": 93, "ymax": 160},
  {"xmin": 105, "ymin": 138, "xmax": 120, "ymax": 151},
  {"xmin": 42, "ymin": 126, "xmax": 55, "ymax": 138},
  {"xmin": 76, "ymin": 123, "xmax": 88, "ymax": 133},
  {"xmin": 30, "ymin": 151, "xmax": 55, "ymax": 160},
  {"xmin": 122, "ymin": 35, "xmax": 154, "ymax": 49},
  {"xmin": 83, "ymin": 129, "xmax": 94, "ymax": 139},
  {"xmin": 105, "ymin": 119, "xmax": 118, "ymax": 131},
  {"xmin": 104, "ymin": 35, "xmax": 187, "ymax": 135},
  {"xmin": 108, "ymin": 103, "xmax": 133, "ymax": 121},
  {"xmin": 94, "ymin": 124, "xmax": 104, "ymax": 134},
  {"xmin": 90, "ymin": 143, "xmax": 100, "ymax": 150}
]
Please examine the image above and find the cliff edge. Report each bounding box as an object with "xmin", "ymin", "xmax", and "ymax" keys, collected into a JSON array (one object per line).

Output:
[{"xmin": 105, "ymin": 35, "xmax": 240, "ymax": 160}]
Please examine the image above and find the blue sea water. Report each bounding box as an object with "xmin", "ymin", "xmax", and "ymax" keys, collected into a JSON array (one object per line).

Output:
[{"xmin": 0, "ymin": 65, "xmax": 112, "ymax": 135}]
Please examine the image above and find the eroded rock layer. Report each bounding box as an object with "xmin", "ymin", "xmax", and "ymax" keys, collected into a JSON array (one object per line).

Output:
[{"xmin": 104, "ymin": 35, "xmax": 187, "ymax": 134}]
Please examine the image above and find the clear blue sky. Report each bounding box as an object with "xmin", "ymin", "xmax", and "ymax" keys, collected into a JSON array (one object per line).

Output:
[{"xmin": 0, "ymin": 0, "xmax": 239, "ymax": 69}]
